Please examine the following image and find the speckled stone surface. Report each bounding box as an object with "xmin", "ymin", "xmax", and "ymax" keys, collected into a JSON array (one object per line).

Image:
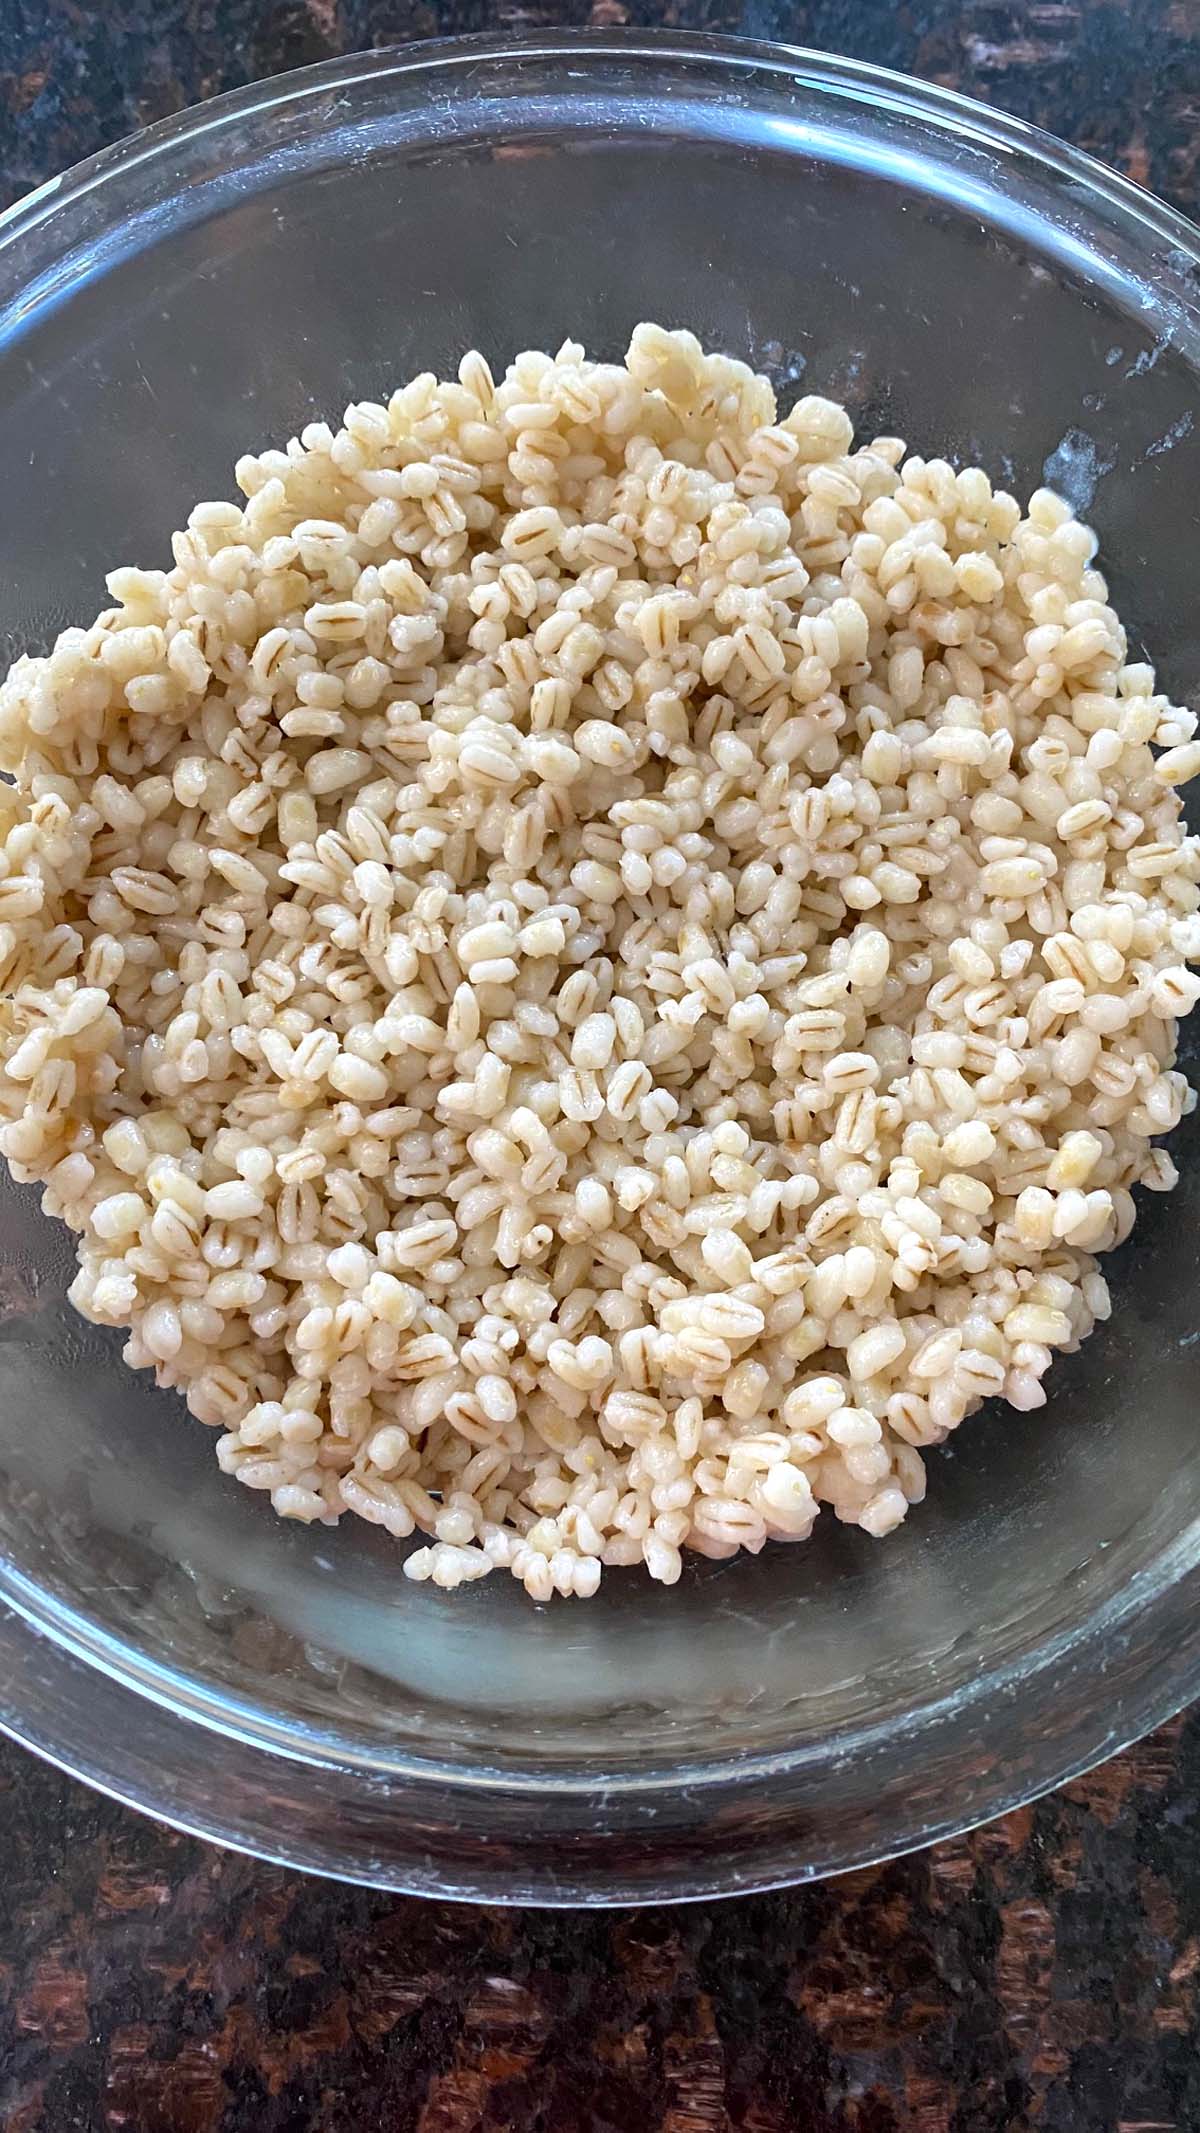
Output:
[
  {"xmin": 4, "ymin": 1713, "xmax": 1200, "ymax": 2130},
  {"xmin": 2, "ymin": 2, "xmax": 1200, "ymax": 2127}
]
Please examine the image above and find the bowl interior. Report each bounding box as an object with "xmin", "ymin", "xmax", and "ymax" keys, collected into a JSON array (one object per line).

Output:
[{"xmin": 1, "ymin": 38, "xmax": 1199, "ymax": 1862}]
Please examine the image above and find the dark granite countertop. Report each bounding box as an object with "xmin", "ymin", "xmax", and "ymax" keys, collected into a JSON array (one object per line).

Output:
[{"xmin": 3, "ymin": 2, "xmax": 1200, "ymax": 2128}]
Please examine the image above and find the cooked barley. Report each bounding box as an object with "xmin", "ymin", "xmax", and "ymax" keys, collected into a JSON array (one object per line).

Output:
[{"xmin": 1, "ymin": 324, "xmax": 1197, "ymax": 1598}]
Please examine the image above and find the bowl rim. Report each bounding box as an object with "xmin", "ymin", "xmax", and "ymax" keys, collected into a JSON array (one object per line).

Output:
[
  {"xmin": 2, "ymin": 22, "xmax": 1198, "ymax": 266},
  {"xmin": 3, "ymin": 24, "xmax": 1200, "ymax": 1899}
]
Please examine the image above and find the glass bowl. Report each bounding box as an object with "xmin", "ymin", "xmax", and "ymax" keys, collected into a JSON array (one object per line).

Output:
[{"xmin": 2, "ymin": 29, "xmax": 1200, "ymax": 1905}]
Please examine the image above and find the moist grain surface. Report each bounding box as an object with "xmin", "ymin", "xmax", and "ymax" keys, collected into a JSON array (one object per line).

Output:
[{"xmin": 1, "ymin": 325, "xmax": 1197, "ymax": 1599}]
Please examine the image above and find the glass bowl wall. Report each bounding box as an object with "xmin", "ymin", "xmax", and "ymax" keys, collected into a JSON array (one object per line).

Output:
[{"xmin": 1, "ymin": 33, "xmax": 1199, "ymax": 1900}]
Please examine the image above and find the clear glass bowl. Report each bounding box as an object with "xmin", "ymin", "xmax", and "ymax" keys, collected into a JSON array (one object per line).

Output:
[{"xmin": 2, "ymin": 30, "xmax": 1200, "ymax": 1904}]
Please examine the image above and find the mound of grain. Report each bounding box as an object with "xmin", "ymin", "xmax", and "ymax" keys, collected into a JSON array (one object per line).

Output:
[{"xmin": 1, "ymin": 325, "xmax": 1197, "ymax": 1598}]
